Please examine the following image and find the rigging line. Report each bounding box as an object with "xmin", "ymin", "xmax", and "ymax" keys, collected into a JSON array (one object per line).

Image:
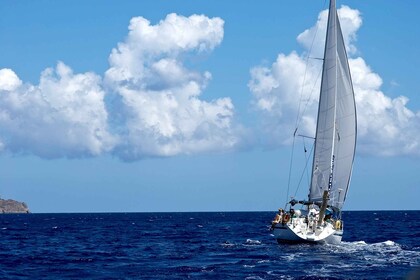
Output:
[
  {"xmin": 295, "ymin": 66, "xmax": 323, "ymax": 131},
  {"xmin": 294, "ymin": 139, "xmax": 315, "ymax": 198},
  {"xmin": 304, "ymin": 138, "xmax": 312, "ymax": 189},
  {"xmin": 309, "ymin": 57, "xmax": 324, "ymax": 61},
  {"xmin": 285, "ymin": 0, "xmax": 328, "ymax": 207},
  {"xmin": 303, "ymin": 138, "xmax": 309, "ymax": 185},
  {"xmin": 293, "ymin": 0, "xmax": 326, "ymax": 133},
  {"xmin": 285, "ymin": 133, "xmax": 297, "ymax": 208},
  {"xmin": 297, "ymin": 134, "xmax": 315, "ymax": 140}
]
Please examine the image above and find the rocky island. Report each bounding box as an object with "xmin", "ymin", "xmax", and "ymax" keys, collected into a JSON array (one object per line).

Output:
[{"xmin": 0, "ymin": 198, "xmax": 30, "ymax": 213}]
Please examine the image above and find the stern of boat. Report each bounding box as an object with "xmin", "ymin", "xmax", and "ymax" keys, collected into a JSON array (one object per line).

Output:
[{"xmin": 271, "ymin": 216, "xmax": 343, "ymax": 244}]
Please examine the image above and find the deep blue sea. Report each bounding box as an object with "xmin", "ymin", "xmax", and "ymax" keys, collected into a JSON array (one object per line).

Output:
[{"xmin": 0, "ymin": 211, "xmax": 419, "ymax": 279}]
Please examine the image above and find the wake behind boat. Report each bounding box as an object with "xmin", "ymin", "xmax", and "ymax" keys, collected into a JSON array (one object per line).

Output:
[{"xmin": 270, "ymin": 0, "xmax": 357, "ymax": 244}]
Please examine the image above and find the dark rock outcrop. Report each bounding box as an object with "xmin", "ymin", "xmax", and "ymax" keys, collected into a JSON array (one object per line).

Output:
[{"xmin": 0, "ymin": 199, "xmax": 30, "ymax": 213}]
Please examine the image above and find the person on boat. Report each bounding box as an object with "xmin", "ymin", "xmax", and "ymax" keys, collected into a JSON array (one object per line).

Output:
[
  {"xmin": 278, "ymin": 208, "xmax": 285, "ymax": 220},
  {"xmin": 323, "ymin": 207, "xmax": 333, "ymax": 222},
  {"xmin": 271, "ymin": 208, "xmax": 284, "ymax": 227},
  {"xmin": 290, "ymin": 209, "xmax": 295, "ymax": 217},
  {"xmin": 308, "ymin": 208, "xmax": 319, "ymax": 230},
  {"xmin": 309, "ymin": 208, "xmax": 318, "ymax": 217}
]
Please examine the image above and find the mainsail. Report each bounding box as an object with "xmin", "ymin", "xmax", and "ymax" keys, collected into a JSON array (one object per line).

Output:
[{"xmin": 309, "ymin": 0, "xmax": 357, "ymax": 209}]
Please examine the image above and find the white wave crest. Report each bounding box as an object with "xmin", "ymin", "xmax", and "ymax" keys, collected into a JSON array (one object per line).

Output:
[
  {"xmin": 382, "ymin": 240, "xmax": 396, "ymax": 246},
  {"xmin": 243, "ymin": 264, "xmax": 256, "ymax": 268},
  {"xmin": 330, "ymin": 240, "xmax": 420, "ymax": 267},
  {"xmin": 245, "ymin": 239, "xmax": 262, "ymax": 245},
  {"xmin": 221, "ymin": 241, "xmax": 235, "ymax": 247}
]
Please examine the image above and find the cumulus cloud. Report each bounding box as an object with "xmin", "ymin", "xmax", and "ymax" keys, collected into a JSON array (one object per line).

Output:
[
  {"xmin": 297, "ymin": 5, "xmax": 362, "ymax": 57},
  {"xmin": 249, "ymin": 6, "xmax": 420, "ymax": 156},
  {"xmin": 105, "ymin": 13, "xmax": 241, "ymax": 160},
  {"xmin": 351, "ymin": 58, "xmax": 420, "ymax": 156},
  {"xmin": 0, "ymin": 62, "xmax": 116, "ymax": 158},
  {"xmin": 106, "ymin": 13, "xmax": 224, "ymax": 85},
  {"xmin": 0, "ymin": 13, "xmax": 242, "ymax": 160}
]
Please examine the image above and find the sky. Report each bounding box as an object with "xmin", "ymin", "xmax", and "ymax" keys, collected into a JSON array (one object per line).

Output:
[{"xmin": 0, "ymin": 0, "xmax": 419, "ymax": 213}]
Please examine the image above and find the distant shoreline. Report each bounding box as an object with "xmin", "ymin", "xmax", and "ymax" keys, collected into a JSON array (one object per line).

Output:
[{"xmin": 0, "ymin": 198, "xmax": 30, "ymax": 214}]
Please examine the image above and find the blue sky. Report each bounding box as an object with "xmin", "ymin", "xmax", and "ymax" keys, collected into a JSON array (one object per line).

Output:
[{"xmin": 0, "ymin": 0, "xmax": 419, "ymax": 212}]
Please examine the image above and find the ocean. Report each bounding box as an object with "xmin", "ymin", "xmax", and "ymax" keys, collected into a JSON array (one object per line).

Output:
[{"xmin": 0, "ymin": 211, "xmax": 419, "ymax": 279}]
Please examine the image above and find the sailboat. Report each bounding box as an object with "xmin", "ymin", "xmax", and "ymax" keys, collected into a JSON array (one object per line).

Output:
[{"xmin": 270, "ymin": 0, "xmax": 357, "ymax": 244}]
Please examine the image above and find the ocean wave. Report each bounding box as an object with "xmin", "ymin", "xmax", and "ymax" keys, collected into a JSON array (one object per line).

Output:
[
  {"xmin": 245, "ymin": 277, "xmax": 263, "ymax": 280},
  {"xmin": 340, "ymin": 240, "xmax": 399, "ymax": 248},
  {"xmin": 327, "ymin": 240, "xmax": 420, "ymax": 267},
  {"xmin": 245, "ymin": 239, "xmax": 262, "ymax": 245},
  {"xmin": 221, "ymin": 241, "xmax": 235, "ymax": 247},
  {"xmin": 282, "ymin": 253, "xmax": 301, "ymax": 262}
]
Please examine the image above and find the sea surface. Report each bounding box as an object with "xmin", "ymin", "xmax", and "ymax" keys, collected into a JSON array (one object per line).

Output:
[{"xmin": 0, "ymin": 211, "xmax": 419, "ymax": 279}]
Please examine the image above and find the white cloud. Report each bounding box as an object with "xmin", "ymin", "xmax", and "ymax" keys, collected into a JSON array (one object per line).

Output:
[
  {"xmin": 249, "ymin": 6, "xmax": 420, "ymax": 156},
  {"xmin": 106, "ymin": 13, "xmax": 224, "ymax": 86},
  {"xmin": 248, "ymin": 51, "xmax": 321, "ymax": 146},
  {"xmin": 105, "ymin": 13, "xmax": 242, "ymax": 160},
  {"xmin": 0, "ymin": 13, "xmax": 243, "ymax": 160},
  {"xmin": 351, "ymin": 58, "xmax": 420, "ymax": 156},
  {"xmin": 0, "ymin": 69, "xmax": 22, "ymax": 91},
  {"xmin": 297, "ymin": 5, "xmax": 362, "ymax": 57},
  {"xmin": 0, "ymin": 62, "xmax": 116, "ymax": 158}
]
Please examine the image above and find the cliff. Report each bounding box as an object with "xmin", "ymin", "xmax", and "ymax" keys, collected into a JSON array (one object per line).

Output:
[{"xmin": 0, "ymin": 198, "xmax": 30, "ymax": 213}]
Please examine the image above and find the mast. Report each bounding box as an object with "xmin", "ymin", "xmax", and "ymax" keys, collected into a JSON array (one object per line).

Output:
[{"xmin": 328, "ymin": 0, "xmax": 338, "ymax": 195}]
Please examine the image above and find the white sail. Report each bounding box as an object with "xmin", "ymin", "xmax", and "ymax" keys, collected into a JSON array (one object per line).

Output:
[{"xmin": 309, "ymin": 0, "xmax": 357, "ymax": 209}]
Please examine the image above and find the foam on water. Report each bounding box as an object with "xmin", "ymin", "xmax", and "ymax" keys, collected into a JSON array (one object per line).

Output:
[
  {"xmin": 382, "ymin": 240, "xmax": 396, "ymax": 246},
  {"xmin": 327, "ymin": 239, "xmax": 420, "ymax": 269},
  {"xmin": 245, "ymin": 276, "xmax": 264, "ymax": 280},
  {"xmin": 282, "ymin": 253, "xmax": 302, "ymax": 262},
  {"xmin": 245, "ymin": 239, "xmax": 262, "ymax": 245},
  {"xmin": 220, "ymin": 241, "xmax": 235, "ymax": 247}
]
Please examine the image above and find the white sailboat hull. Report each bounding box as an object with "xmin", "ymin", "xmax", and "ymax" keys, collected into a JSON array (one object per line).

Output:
[{"xmin": 271, "ymin": 218, "xmax": 343, "ymax": 245}]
